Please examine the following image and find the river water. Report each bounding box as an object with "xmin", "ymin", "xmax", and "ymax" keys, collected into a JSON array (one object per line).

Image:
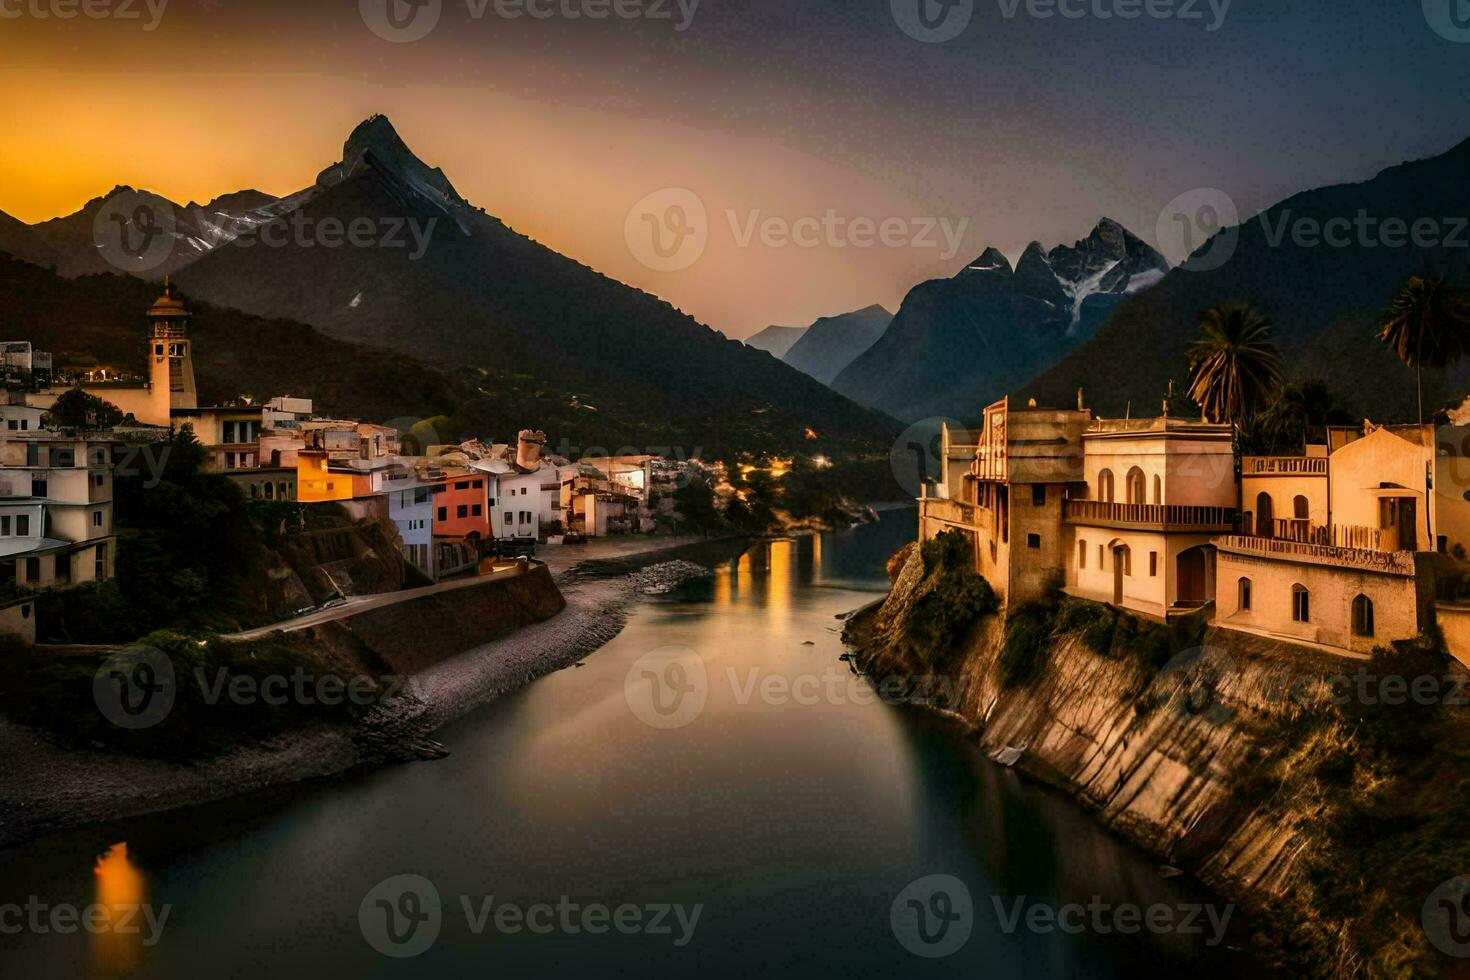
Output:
[{"xmin": 2, "ymin": 508, "xmax": 1264, "ymax": 978}]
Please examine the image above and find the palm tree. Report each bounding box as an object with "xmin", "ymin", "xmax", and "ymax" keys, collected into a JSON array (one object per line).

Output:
[
  {"xmin": 1379, "ymin": 277, "xmax": 1470, "ymax": 423},
  {"xmin": 1258, "ymin": 378, "xmax": 1349, "ymax": 454},
  {"xmin": 1187, "ymin": 303, "xmax": 1285, "ymax": 430}
]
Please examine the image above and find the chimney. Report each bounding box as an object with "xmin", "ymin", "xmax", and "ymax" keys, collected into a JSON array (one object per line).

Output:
[{"xmin": 517, "ymin": 429, "xmax": 547, "ymax": 470}]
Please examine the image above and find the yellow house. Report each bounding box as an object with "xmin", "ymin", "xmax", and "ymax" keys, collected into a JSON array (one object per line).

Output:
[
  {"xmin": 1214, "ymin": 423, "xmax": 1437, "ymax": 657},
  {"xmin": 1063, "ymin": 417, "xmax": 1236, "ymax": 618}
]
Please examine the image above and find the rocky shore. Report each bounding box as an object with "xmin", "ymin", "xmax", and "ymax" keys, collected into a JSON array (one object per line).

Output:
[{"xmin": 0, "ymin": 547, "xmax": 732, "ymax": 849}]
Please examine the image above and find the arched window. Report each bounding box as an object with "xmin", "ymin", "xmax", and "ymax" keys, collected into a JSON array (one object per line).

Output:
[
  {"xmin": 249, "ymin": 484, "xmax": 260, "ymax": 499},
  {"xmin": 1256, "ymin": 492, "xmax": 1275, "ymax": 538},
  {"xmin": 1293, "ymin": 495, "xmax": 1309, "ymax": 520},
  {"xmin": 1352, "ymin": 595, "xmax": 1374, "ymax": 637},
  {"xmin": 1153, "ymin": 474, "xmax": 1162, "ymax": 505},
  {"xmin": 1238, "ymin": 577, "xmax": 1252, "ymax": 611},
  {"xmin": 1292, "ymin": 584, "xmax": 1310, "ymax": 623},
  {"xmin": 1126, "ymin": 467, "xmax": 1147, "ymax": 505},
  {"xmin": 264, "ymin": 482, "xmax": 275, "ymax": 500},
  {"xmin": 1099, "ymin": 469, "xmax": 1115, "ymax": 503}
]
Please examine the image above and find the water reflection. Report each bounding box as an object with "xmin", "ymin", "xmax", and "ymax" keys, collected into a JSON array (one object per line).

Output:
[{"xmin": 91, "ymin": 842, "xmax": 146, "ymax": 977}]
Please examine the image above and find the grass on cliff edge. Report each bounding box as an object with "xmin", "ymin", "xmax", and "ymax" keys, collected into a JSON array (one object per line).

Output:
[
  {"xmin": 897, "ymin": 531, "xmax": 999, "ymax": 672},
  {"xmin": 0, "ymin": 628, "xmax": 399, "ymax": 759},
  {"xmin": 998, "ymin": 596, "xmax": 1209, "ymax": 691}
]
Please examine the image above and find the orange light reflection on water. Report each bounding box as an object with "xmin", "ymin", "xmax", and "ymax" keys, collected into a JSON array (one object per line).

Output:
[{"xmin": 91, "ymin": 842, "xmax": 146, "ymax": 977}]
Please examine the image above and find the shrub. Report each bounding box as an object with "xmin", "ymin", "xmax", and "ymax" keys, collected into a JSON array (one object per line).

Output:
[
  {"xmin": 903, "ymin": 531, "xmax": 999, "ymax": 670},
  {"xmin": 998, "ymin": 601, "xmax": 1056, "ymax": 688}
]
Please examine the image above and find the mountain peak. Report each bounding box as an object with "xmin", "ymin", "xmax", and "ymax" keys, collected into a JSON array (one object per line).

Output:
[
  {"xmin": 964, "ymin": 247, "xmax": 1013, "ymax": 276},
  {"xmin": 317, "ymin": 113, "xmax": 472, "ymax": 215}
]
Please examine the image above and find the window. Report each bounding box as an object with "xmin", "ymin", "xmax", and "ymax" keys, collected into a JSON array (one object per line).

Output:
[
  {"xmin": 1099, "ymin": 469, "xmax": 1115, "ymax": 503},
  {"xmin": 455, "ymin": 481, "xmax": 470, "ymax": 490},
  {"xmin": 1098, "ymin": 544, "xmax": 1104, "ymax": 568},
  {"xmin": 1079, "ymin": 541, "xmax": 1087, "ymax": 568},
  {"xmin": 95, "ymin": 543, "xmax": 108, "ymax": 582},
  {"xmin": 0, "ymin": 516, "xmax": 9, "ymax": 535},
  {"xmin": 1153, "ymin": 474, "xmax": 1162, "ymax": 505},
  {"xmin": 437, "ymin": 507, "xmax": 448, "ymax": 522},
  {"xmin": 414, "ymin": 488, "xmax": 430, "ymax": 504},
  {"xmin": 264, "ymin": 482, "xmax": 275, "ymax": 500},
  {"xmin": 94, "ymin": 474, "xmax": 103, "ymax": 487},
  {"xmin": 25, "ymin": 443, "xmax": 38, "ymax": 466},
  {"xmin": 1238, "ymin": 578, "xmax": 1252, "ymax": 611},
  {"xmin": 250, "ymin": 485, "xmax": 260, "ymax": 499},
  {"xmin": 488, "ymin": 497, "xmax": 497, "ymax": 508},
  {"xmin": 53, "ymin": 449, "xmax": 74, "ymax": 468},
  {"xmin": 1293, "ymin": 495, "xmax": 1309, "ymax": 520},
  {"xmin": 1292, "ymin": 584, "xmax": 1310, "ymax": 623},
  {"xmin": 30, "ymin": 479, "xmax": 46, "ymax": 498},
  {"xmin": 504, "ymin": 512, "xmax": 513, "ymax": 526},
  {"xmin": 93, "ymin": 510, "xmax": 103, "ymax": 528},
  {"xmin": 1027, "ymin": 533, "xmax": 1041, "ymax": 549},
  {"xmin": 457, "ymin": 505, "xmax": 469, "ymax": 519},
  {"xmin": 1032, "ymin": 484, "xmax": 1046, "ymax": 507},
  {"xmin": 1126, "ymin": 467, "xmax": 1146, "ymax": 505},
  {"xmin": 6, "ymin": 421, "xmax": 15, "ymax": 431},
  {"xmin": 1149, "ymin": 552, "xmax": 1158, "ymax": 577},
  {"xmin": 472, "ymin": 504, "xmax": 482, "ymax": 517},
  {"xmin": 25, "ymin": 557, "xmax": 39, "ymax": 581},
  {"xmin": 16, "ymin": 515, "xmax": 29, "ymax": 536},
  {"xmin": 1352, "ymin": 595, "xmax": 1374, "ymax": 637}
]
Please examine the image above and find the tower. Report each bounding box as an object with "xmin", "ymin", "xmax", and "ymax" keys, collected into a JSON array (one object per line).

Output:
[{"xmin": 148, "ymin": 278, "xmax": 197, "ymax": 418}]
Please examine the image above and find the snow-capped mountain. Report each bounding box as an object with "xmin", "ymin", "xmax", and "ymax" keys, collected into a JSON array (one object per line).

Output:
[{"xmin": 831, "ymin": 219, "xmax": 1168, "ymax": 421}]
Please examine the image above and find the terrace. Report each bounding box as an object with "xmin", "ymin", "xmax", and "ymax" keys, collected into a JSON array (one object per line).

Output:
[{"xmin": 1062, "ymin": 499, "xmax": 1236, "ymax": 533}]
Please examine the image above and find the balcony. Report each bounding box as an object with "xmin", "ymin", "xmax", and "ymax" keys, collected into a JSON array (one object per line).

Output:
[
  {"xmin": 1063, "ymin": 499, "xmax": 1236, "ymax": 532},
  {"xmin": 1217, "ymin": 534, "xmax": 1416, "ymax": 576},
  {"xmin": 1242, "ymin": 456, "xmax": 1328, "ymax": 476},
  {"xmin": 920, "ymin": 497, "xmax": 982, "ymax": 529}
]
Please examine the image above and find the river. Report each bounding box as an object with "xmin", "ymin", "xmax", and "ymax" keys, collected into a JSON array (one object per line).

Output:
[{"xmin": 1, "ymin": 508, "xmax": 1264, "ymax": 977}]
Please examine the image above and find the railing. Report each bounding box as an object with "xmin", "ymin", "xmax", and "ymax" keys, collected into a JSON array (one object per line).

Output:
[
  {"xmin": 1235, "ymin": 517, "xmax": 1386, "ymax": 552},
  {"xmin": 1063, "ymin": 499, "xmax": 1236, "ymax": 531},
  {"xmin": 974, "ymin": 446, "xmax": 1006, "ymax": 482},
  {"xmin": 921, "ymin": 497, "xmax": 979, "ymax": 528},
  {"xmin": 1242, "ymin": 456, "xmax": 1328, "ymax": 476},
  {"xmin": 1217, "ymin": 535, "xmax": 1415, "ymax": 576}
]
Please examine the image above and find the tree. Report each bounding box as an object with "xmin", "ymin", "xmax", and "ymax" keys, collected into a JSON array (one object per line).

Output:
[
  {"xmin": 1253, "ymin": 379, "xmax": 1351, "ymax": 454},
  {"xmin": 673, "ymin": 474, "xmax": 719, "ymax": 537},
  {"xmin": 41, "ymin": 389, "xmax": 126, "ymax": 429},
  {"xmin": 1187, "ymin": 303, "xmax": 1284, "ymax": 429},
  {"xmin": 1378, "ymin": 276, "xmax": 1470, "ymax": 423}
]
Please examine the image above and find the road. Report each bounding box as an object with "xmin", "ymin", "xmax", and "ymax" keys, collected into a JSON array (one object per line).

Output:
[{"xmin": 222, "ymin": 534, "xmax": 712, "ymax": 641}]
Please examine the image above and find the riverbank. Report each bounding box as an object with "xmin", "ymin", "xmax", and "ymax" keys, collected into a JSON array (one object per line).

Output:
[
  {"xmin": 0, "ymin": 536, "xmax": 748, "ymax": 849},
  {"xmin": 844, "ymin": 540, "xmax": 1470, "ymax": 977}
]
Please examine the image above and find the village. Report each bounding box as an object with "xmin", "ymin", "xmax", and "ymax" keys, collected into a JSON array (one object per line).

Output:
[
  {"xmin": 919, "ymin": 389, "xmax": 1470, "ymax": 665},
  {"xmin": 0, "ymin": 283, "xmax": 720, "ymax": 644}
]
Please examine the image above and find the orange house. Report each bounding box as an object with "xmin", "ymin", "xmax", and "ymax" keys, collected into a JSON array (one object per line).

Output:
[
  {"xmin": 296, "ymin": 450, "xmax": 354, "ymax": 503},
  {"xmin": 432, "ymin": 471, "xmax": 492, "ymax": 540}
]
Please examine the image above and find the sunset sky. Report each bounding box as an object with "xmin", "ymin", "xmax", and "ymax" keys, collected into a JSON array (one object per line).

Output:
[{"xmin": 2, "ymin": 0, "xmax": 1467, "ymax": 337}]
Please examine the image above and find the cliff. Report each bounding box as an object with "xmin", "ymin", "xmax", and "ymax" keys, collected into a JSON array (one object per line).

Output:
[{"xmin": 846, "ymin": 541, "xmax": 1470, "ymax": 977}]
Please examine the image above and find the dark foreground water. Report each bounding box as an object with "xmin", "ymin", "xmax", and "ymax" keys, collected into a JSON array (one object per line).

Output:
[{"xmin": 1, "ymin": 508, "xmax": 1266, "ymax": 978}]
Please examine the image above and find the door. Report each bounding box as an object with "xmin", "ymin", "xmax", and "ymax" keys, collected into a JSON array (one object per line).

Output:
[
  {"xmin": 1112, "ymin": 546, "xmax": 1127, "ymax": 605},
  {"xmin": 1177, "ymin": 547, "xmax": 1208, "ymax": 605},
  {"xmin": 1380, "ymin": 497, "xmax": 1418, "ymax": 551},
  {"xmin": 1255, "ymin": 492, "xmax": 1275, "ymax": 538}
]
